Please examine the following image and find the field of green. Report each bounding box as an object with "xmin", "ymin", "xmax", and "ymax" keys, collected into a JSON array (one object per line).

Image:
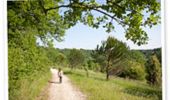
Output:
[
  {"xmin": 63, "ymin": 68, "xmax": 162, "ymax": 100},
  {"xmin": 8, "ymin": 1, "xmax": 162, "ymax": 100},
  {"xmin": 9, "ymin": 71, "xmax": 51, "ymax": 100}
]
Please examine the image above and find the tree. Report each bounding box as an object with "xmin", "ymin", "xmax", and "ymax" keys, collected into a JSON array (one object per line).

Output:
[
  {"xmin": 145, "ymin": 54, "xmax": 161, "ymax": 85},
  {"xmin": 154, "ymin": 48, "xmax": 162, "ymax": 64},
  {"xmin": 119, "ymin": 50, "xmax": 146, "ymax": 80},
  {"xmin": 127, "ymin": 50, "xmax": 146, "ymax": 64},
  {"xmin": 68, "ymin": 49, "xmax": 85, "ymax": 69},
  {"xmin": 8, "ymin": 1, "xmax": 63, "ymax": 98},
  {"xmin": 8, "ymin": 0, "xmax": 160, "ymax": 46},
  {"xmin": 56, "ymin": 53, "xmax": 67, "ymax": 66},
  {"xmin": 94, "ymin": 36, "xmax": 128, "ymax": 80},
  {"xmin": 8, "ymin": 29, "xmax": 51, "ymax": 99},
  {"xmin": 46, "ymin": 47, "xmax": 59, "ymax": 64},
  {"xmin": 120, "ymin": 61, "xmax": 146, "ymax": 80},
  {"xmin": 91, "ymin": 46, "xmax": 107, "ymax": 72}
]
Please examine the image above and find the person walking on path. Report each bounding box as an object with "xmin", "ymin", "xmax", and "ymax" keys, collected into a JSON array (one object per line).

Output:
[{"xmin": 58, "ymin": 68, "xmax": 63, "ymax": 83}]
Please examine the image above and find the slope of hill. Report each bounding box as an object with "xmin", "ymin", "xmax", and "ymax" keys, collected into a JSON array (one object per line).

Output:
[{"xmin": 63, "ymin": 68, "xmax": 162, "ymax": 100}]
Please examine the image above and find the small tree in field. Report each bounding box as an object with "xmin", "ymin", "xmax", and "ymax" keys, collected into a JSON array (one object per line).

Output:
[
  {"xmin": 91, "ymin": 47, "xmax": 107, "ymax": 72},
  {"xmin": 68, "ymin": 49, "xmax": 85, "ymax": 69},
  {"xmin": 146, "ymin": 54, "xmax": 161, "ymax": 85},
  {"xmin": 95, "ymin": 36, "xmax": 128, "ymax": 80}
]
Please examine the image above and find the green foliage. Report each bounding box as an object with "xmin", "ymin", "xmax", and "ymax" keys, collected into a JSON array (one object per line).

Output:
[
  {"xmin": 87, "ymin": 60, "xmax": 100, "ymax": 71},
  {"xmin": 8, "ymin": 0, "xmax": 160, "ymax": 46},
  {"xmin": 12, "ymin": 72, "xmax": 51, "ymax": 100},
  {"xmin": 56, "ymin": 53, "xmax": 67, "ymax": 66},
  {"xmin": 8, "ymin": 0, "xmax": 161, "ymax": 98},
  {"xmin": 68, "ymin": 49, "xmax": 85, "ymax": 69},
  {"xmin": 8, "ymin": 2, "xmax": 54, "ymax": 98},
  {"xmin": 8, "ymin": 1, "xmax": 67, "ymax": 45},
  {"xmin": 145, "ymin": 54, "xmax": 161, "ymax": 86},
  {"xmin": 140, "ymin": 48, "xmax": 161, "ymax": 64},
  {"xmin": 127, "ymin": 50, "xmax": 146, "ymax": 64},
  {"xmin": 44, "ymin": 47, "xmax": 67, "ymax": 66},
  {"xmin": 8, "ymin": 34, "xmax": 51, "ymax": 99},
  {"xmin": 91, "ymin": 47, "xmax": 107, "ymax": 72},
  {"xmin": 121, "ymin": 61, "xmax": 146, "ymax": 80},
  {"xmin": 63, "ymin": 0, "xmax": 160, "ymax": 45},
  {"xmin": 118, "ymin": 50, "xmax": 146, "ymax": 80},
  {"xmin": 46, "ymin": 48, "xmax": 59, "ymax": 64},
  {"xmin": 93, "ymin": 36, "xmax": 129, "ymax": 80},
  {"xmin": 154, "ymin": 48, "xmax": 162, "ymax": 64}
]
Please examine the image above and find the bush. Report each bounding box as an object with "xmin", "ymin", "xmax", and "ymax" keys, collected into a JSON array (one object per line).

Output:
[
  {"xmin": 120, "ymin": 61, "xmax": 146, "ymax": 80},
  {"xmin": 8, "ymin": 30, "xmax": 52, "ymax": 99},
  {"xmin": 87, "ymin": 60, "xmax": 100, "ymax": 71}
]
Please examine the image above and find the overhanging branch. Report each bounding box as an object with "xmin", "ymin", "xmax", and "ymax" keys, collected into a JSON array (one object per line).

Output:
[{"xmin": 44, "ymin": 2, "xmax": 127, "ymax": 27}]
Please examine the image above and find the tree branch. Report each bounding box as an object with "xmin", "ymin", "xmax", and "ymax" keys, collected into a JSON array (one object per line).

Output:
[
  {"xmin": 45, "ymin": 2, "xmax": 127, "ymax": 27},
  {"xmin": 38, "ymin": 0, "xmax": 47, "ymax": 15}
]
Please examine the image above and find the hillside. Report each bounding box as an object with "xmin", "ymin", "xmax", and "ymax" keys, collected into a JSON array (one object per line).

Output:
[{"xmin": 63, "ymin": 68, "xmax": 162, "ymax": 100}]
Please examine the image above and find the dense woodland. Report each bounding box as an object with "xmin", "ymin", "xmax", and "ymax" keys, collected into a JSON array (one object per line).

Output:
[{"xmin": 8, "ymin": 0, "xmax": 161, "ymax": 100}]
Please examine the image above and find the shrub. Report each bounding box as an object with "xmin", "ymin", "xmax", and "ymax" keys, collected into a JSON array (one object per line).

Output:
[
  {"xmin": 87, "ymin": 60, "xmax": 100, "ymax": 71},
  {"xmin": 120, "ymin": 61, "xmax": 146, "ymax": 80}
]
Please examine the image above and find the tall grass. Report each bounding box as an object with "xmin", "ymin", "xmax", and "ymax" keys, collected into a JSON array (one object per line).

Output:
[
  {"xmin": 9, "ymin": 71, "xmax": 51, "ymax": 100},
  {"xmin": 63, "ymin": 68, "xmax": 162, "ymax": 100}
]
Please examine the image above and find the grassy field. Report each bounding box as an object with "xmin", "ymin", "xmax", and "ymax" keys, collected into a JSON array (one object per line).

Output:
[
  {"xmin": 63, "ymin": 68, "xmax": 162, "ymax": 100},
  {"xmin": 11, "ymin": 71, "xmax": 52, "ymax": 100}
]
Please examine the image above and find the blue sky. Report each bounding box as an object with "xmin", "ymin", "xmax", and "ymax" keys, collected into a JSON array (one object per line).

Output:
[
  {"xmin": 53, "ymin": 22, "xmax": 161, "ymax": 50},
  {"xmin": 51, "ymin": 0, "xmax": 162, "ymax": 50}
]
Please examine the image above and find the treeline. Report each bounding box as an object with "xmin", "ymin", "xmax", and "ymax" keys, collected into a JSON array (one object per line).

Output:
[{"xmin": 40, "ymin": 37, "xmax": 162, "ymax": 86}]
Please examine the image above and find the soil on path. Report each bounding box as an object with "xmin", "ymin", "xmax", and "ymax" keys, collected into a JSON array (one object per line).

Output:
[{"xmin": 48, "ymin": 68, "xmax": 86, "ymax": 100}]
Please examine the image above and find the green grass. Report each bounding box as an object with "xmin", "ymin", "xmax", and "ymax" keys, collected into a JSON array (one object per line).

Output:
[
  {"xmin": 63, "ymin": 68, "xmax": 162, "ymax": 100},
  {"xmin": 10, "ymin": 71, "xmax": 51, "ymax": 100}
]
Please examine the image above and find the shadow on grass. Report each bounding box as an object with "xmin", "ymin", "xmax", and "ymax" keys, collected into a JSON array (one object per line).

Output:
[{"xmin": 123, "ymin": 86, "xmax": 162, "ymax": 100}]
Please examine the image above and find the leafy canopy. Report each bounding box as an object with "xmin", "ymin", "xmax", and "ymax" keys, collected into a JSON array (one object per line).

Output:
[
  {"xmin": 8, "ymin": 0, "xmax": 160, "ymax": 45},
  {"xmin": 93, "ymin": 36, "xmax": 129, "ymax": 80},
  {"xmin": 98, "ymin": 36, "xmax": 128, "ymax": 64}
]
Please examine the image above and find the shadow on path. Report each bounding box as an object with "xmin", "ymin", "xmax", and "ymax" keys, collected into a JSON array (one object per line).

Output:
[{"xmin": 48, "ymin": 80, "xmax": 61, "ymax": 84}]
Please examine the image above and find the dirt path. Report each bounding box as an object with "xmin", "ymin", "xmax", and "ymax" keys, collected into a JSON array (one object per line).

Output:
[{"xmin": 48, "ymin": 68, "xmax": 86, "ymax": 100}]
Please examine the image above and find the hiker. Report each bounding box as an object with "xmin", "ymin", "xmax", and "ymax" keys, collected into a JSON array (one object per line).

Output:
[{"xmin": 58, "ymin": 68, "xmax": 62, "ymax": 83}]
